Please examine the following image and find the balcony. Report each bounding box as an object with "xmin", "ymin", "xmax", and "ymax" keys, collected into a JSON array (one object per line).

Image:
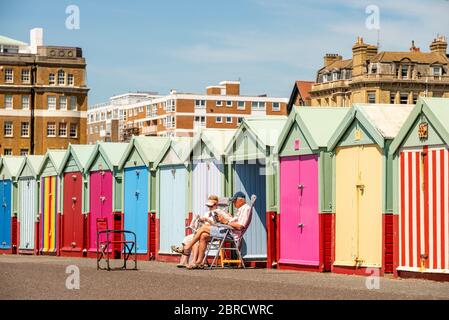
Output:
[
  {"xmin": 311, "ymin": 80, "xmax": 350, "ymax": 93},
  {"xmin": 141, "ymin": 125, "xmax": 158, "ymax": 136}
]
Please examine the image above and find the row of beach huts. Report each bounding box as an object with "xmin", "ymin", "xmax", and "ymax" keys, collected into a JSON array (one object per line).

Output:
[{"xmin": 1, "ymin": 97, "xmax": 449, "ymax": 280}]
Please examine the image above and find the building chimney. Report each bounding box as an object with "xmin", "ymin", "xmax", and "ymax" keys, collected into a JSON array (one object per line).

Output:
[
  {"xmin": 430, "ymin": 35, "xmax": 447, "ymax": 56},
  {"xmin": 30, "ymin": 28, "xmax": 43, "ymax": 54},
  {"xmin": 410, "ymin": 40, "xmax": 421, "ymax": 52},
  {"xmin": 323, "ymin": 54, "xmax": 342, "ymax": 67},
  {"xmin": 352, "ymin": 37, "xmax": 369, "ymax": 77}
]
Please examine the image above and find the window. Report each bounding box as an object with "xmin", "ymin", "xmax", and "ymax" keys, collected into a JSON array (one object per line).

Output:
[
  {"xmin": 89, "ymin": 126, "xmax": 93, "ymax": 134},
  {"xmin": 3, "ymin": 149, "xmax": 12, "ymax": 156},
  {"xmin": 413, "ymin": 93, "xmax": 419, "ymax": 104},
  {"xmin": 370, "ymin": 63, "xmax": 378, "ymax": 74},
  {"xmin": 4, "ymin": 122, "xmax": 13, "ymax": 137},
  {"xmin": 70, "ymin": 96, "xmax": 77, "ymax": 110},
  {"xmin": 138, "ymin": 106, "xmax": 144, "ymax": 113},
  {"xmin": 272, "ymin": 102, "xmax": 280, "ymax": 111},
  {"xmin": 165, "ymin": 116, "xmax": 175, "ymax": 129},
  {"xmin": 47, "ymin": 122, "xmax": 56, "ymax": 137},
  {"xmin": 21, "ymin": 122, "xmax": 29, "ymax": 137},
  {"xmin": 216, "ymin": 100, "xmax": 223, "ymax": 107},
  {"xmin": 367, "ymin": 92, "xmax": 376, "ymax": 104},
  {"xmin": 95, "ymin": 126, "xmax": 99, "ymax": 133},
  {"xmin": 400, "ymin": 93, "xmax": 409, "ymax": 104},
  {"xmin": 332, "ymin": 72, "xmax": 340, "ymax": 81},
  {"xmin": 47, "ymin": 96, "xmax": 56, "ymax": 110},
  {"xmin": 20, "ymin": 149, "xmax": 28, "ymax": 156},
  {"xmin": 59, "ymin": 96, "xmax": 67, "ymax": 110},
  {"xmin": 195, "ymin": 100, "xmax": 206, "ymax": 108},
  {"xmin": 251, "ymin": 101, "xmax": 266, "ymax": 109},
  {"xmin": 49, "ymin": 73, "xmax": 55, "ymax": 85},
  {"xmin": 166, "ymin": 99, "xmax": 176, "ymax": 112},
  {"xmin": 5, "ymin": 68, "xmax": 13, "ymax": 83},
  {"xmin": 216, "ymin": 116, "xmax": 222, "ymax": 123},
  {"xmin": 59, "ymin": 123, "xmax": 67, "ymax": 136},
  {"xmin": 226, "ymin": 117, "xmax": 232, "ymax": 123},
  {"xmin": 390, "ymin": 92, "xmax": 396, "ymax": 104},
  {"xmin": 5, "ymin": 95, "xmax": 13, "ymax": 109},
  {"xmin": 237, "ymin": 117, "xmax": 243, "ymax": 124},
  {"xmin": 57, "ymin": 70, "xmax": 65, "ymax": 85},
  {"xmin": 21, "ymin": 95, "xmax": 30, "ymax": 109},
  {"xmin": 70, "ymin": 123, "xmax": 78, "ymax": 138},
  {"xmin": 67, "ymin": 74, "xmax": 74, "ymax": 86},
  {"xmin": 21, "ymin": 69, "xmax": 30, "ymax": 83},
  {"xmin": 237, "ymin": 101, "xmax": 245, "ymax": 109},
  {"xmin": 401, "ymin": 65, "xmax": 408, "ymax": 79}
]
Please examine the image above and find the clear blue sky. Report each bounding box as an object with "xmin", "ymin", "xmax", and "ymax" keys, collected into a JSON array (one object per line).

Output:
[{"xmin": 1, "ymin": 0, "xmax": 448, "ymax": 104}]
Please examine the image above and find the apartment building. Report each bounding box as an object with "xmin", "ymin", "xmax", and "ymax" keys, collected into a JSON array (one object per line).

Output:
[
  {"xmin": 0, "ymin": 28, "xmax": 88, "ymax": 155},
  {"xmin": 310, "ymin": 36, "xmax": 449, "ymax": 107},
  {"xmin": 87, "ymin": 81, "xmax": 288, "ymax": 142}
]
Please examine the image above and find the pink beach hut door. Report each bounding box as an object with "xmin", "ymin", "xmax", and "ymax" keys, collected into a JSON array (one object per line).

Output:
[
  {"xmin": 89, "ymin": 171, "xmax": 113, "ymax": 252},
  {"xmin": 280, "ymin": 155, "xmax": 319, "ymax": 266}
]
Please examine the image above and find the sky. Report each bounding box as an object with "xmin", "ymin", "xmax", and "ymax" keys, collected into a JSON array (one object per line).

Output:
[{"xmin": 1, "ymin": 0, "xmax": 448, "ymax": 105}]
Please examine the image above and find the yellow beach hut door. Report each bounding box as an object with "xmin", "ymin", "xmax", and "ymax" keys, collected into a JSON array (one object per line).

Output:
[{"xmin": 335, "ymin": 144, "xmax": 382, "ymax": 267}]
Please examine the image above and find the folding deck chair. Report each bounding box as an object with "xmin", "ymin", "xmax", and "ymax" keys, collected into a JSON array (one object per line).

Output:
[
  {"xmin": 96, "ymin": 217, "xmax": 138, "ymax": 271},
  {"xmin": 202, "ymin": 194, "xmax": 256, "ymax": 269}
]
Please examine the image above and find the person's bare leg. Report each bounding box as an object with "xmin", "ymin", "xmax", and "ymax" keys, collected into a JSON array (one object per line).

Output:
[
  {"xmin": 179, "ymin": 254, "xmax": 188, "ymax": 266},
  {"xmin": 184, "ymin": 225, "xmax": 211, "ymax": 251},
  {"xmin": 195, "ymin": 233, "xmax": 211, "ymax": 265},
  {"xmin": 190, "ymin": 242, "xmax": 199, "ymax": 263}
]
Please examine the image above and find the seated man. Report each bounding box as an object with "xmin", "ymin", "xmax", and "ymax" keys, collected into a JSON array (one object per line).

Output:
[
  {"xmin": 175, "ymin": 191, "xmax": 252, "ymax": 269},
  {"xmin": 171, "ymin": 194, "xmax": 222, "ymax": 267}
]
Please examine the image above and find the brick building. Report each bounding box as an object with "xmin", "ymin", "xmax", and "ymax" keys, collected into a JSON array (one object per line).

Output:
[
  {"xmin": 310, "ymin": 36, "xmax": 449, "ymax": 107},
  {"xmin": 87, "ymin": 81, "xmax": 288, "ymax": 143},
  {"xmin": 0, "ymin": 28, "xmax": 88, "ymax": 155}
]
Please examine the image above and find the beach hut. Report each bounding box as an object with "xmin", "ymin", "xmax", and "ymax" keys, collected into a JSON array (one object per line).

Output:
[
  {"xmin": 156, "ymin": 137, "xmax": 192, "ymax": 262},
  {"xmin": 224, "ymin": 116, "xmax": 287, "ymax": 266},
  {"xmin": 327, "ymin": 104, "xmax": 412, "ymax": 275},
  {"xmin": 185, "ymin": 129, "xmax": 235, "ymax": 218},
  {"xmin": 17, "ymin": 155, "xmax": 44, "ymax": 254},
  {"xmin": 119, "ymin": 136, "xmax": 171, "ymax": 260},
  {"xmin": 390, "ymin": 97, "xmax": 449, "ymax": 280},
  {"xmin": 276, "ymin": 107, "xmax": 349, "ymax": 272},
  {"xmin": 0, "ymin": 156, "xmax": 25, "ymax": 254},
  {"xmin": 58, "ymin": 144, "xmax": 96, "ymax": 257},
  {"xmin": 85, "ymin": 142, "xmax": 128, "ymax": 257},
  {"xmin": 37, "ymin": 150, "xmax": 66, "ymax": 255}
]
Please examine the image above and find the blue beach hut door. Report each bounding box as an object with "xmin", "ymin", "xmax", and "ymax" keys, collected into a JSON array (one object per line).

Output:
[
  {"xmin": 0, "ymin": 180, "xmax": 12, "ymax": 250},
  {"xmin": 124, "ymin": 166, "xmax": 149, "ymax": 254}
]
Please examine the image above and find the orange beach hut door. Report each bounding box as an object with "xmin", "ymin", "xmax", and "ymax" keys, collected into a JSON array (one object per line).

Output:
[
  {"xmin": 40, "ymin": 176, "xmax": 58, "ymax": 253},
  {"xmin": 335, "ymin": 144, "xmax": 382, "ymax": 267}
]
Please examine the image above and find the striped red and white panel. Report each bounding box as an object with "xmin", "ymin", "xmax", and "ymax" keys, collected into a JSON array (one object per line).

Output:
[{"xmin": 399, "ymin": 146, "xmax": 449, "ymax": 272}]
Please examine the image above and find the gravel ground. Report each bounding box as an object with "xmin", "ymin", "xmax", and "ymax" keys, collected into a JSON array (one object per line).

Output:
[{"xmin": 1, "ymin": 254, "xmax": 449, "ymax": 300}]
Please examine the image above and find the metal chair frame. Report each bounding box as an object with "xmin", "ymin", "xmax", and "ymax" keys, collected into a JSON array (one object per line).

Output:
[{"xmin": 96, "ymin": 228, "xmax": 138, "ymax": 271}]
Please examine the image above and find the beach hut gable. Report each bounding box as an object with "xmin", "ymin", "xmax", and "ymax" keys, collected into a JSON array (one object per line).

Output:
[
  {"xmin": 337, "ymin": 118, "xmax": 378, "ymax": 148},
  {"xmin": 17, "ymin": 156, "xmax": 45, "ymax": 179},
  {"xmin": 160, "ymin": 147, "xmax": 183, "ymax": 165},
  {"xmin": 390, "ymin": 98, "xmax": 449, "ymax": 154},
  {"xmin": 279, "ymin": 120, "xmax": 315, "ymax": 156},
  {"xmin": 89, "ymin": 151, "xmax": 112, "ymax": 172},
  {"xmin": 123, "ymin": 148, "xmax": 145, "ymax": 168},
  {"xmin": 0, "ymin": 157, "xmax": 25, "ymax": 180},
  {"xmin": 229, "ymin": 127, "xmax": 266, "ymax": 161}
]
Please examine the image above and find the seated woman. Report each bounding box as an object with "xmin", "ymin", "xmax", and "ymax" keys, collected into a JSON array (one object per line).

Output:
[{"xmin": 171, "ymin": 194, "xmax": 225, "ymax": 268}]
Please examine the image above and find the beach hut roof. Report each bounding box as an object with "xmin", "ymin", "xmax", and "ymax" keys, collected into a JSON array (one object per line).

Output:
[
  {"xmin": 154, "ymin": 136, "xmax": 193, "ymax": 168},
  {"xmin": 119, "ymin": 136, "xmax": 171, "ymax": 170},
  {"xmin": 390, "ymin": 97, "xmax": 449, "ymax": 155},
  {"xmin": 85, "ymin": 142, "xmax": 129, "ymax": 172},
  {"xmin": 224, "ymin": 116, "xmax": 288, "ymax": 156},
  {"xmin": 37, "ymin": 150, "xmax": 67, "ymax": 176},
  {"xmin": 328, "ymin": 104, "xmax": 413, "ymax": 151},
  {"xmin": 181, "ymin": 129, "xmax": 236, "ymax": 162},
  {"xmin": 277, "ymin": 107, "xmax": 350, "ymax": 153},
  {"xmin": 59, "ymin": 144, "xmax": 96, "ymax": 173},
  {"xmin": 0, "ymin": 156, "xmax": 26, "ymax": 180},
  {"xmin": 17, "ymin": 155, "xmax": 45, "ymax": 179}
]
